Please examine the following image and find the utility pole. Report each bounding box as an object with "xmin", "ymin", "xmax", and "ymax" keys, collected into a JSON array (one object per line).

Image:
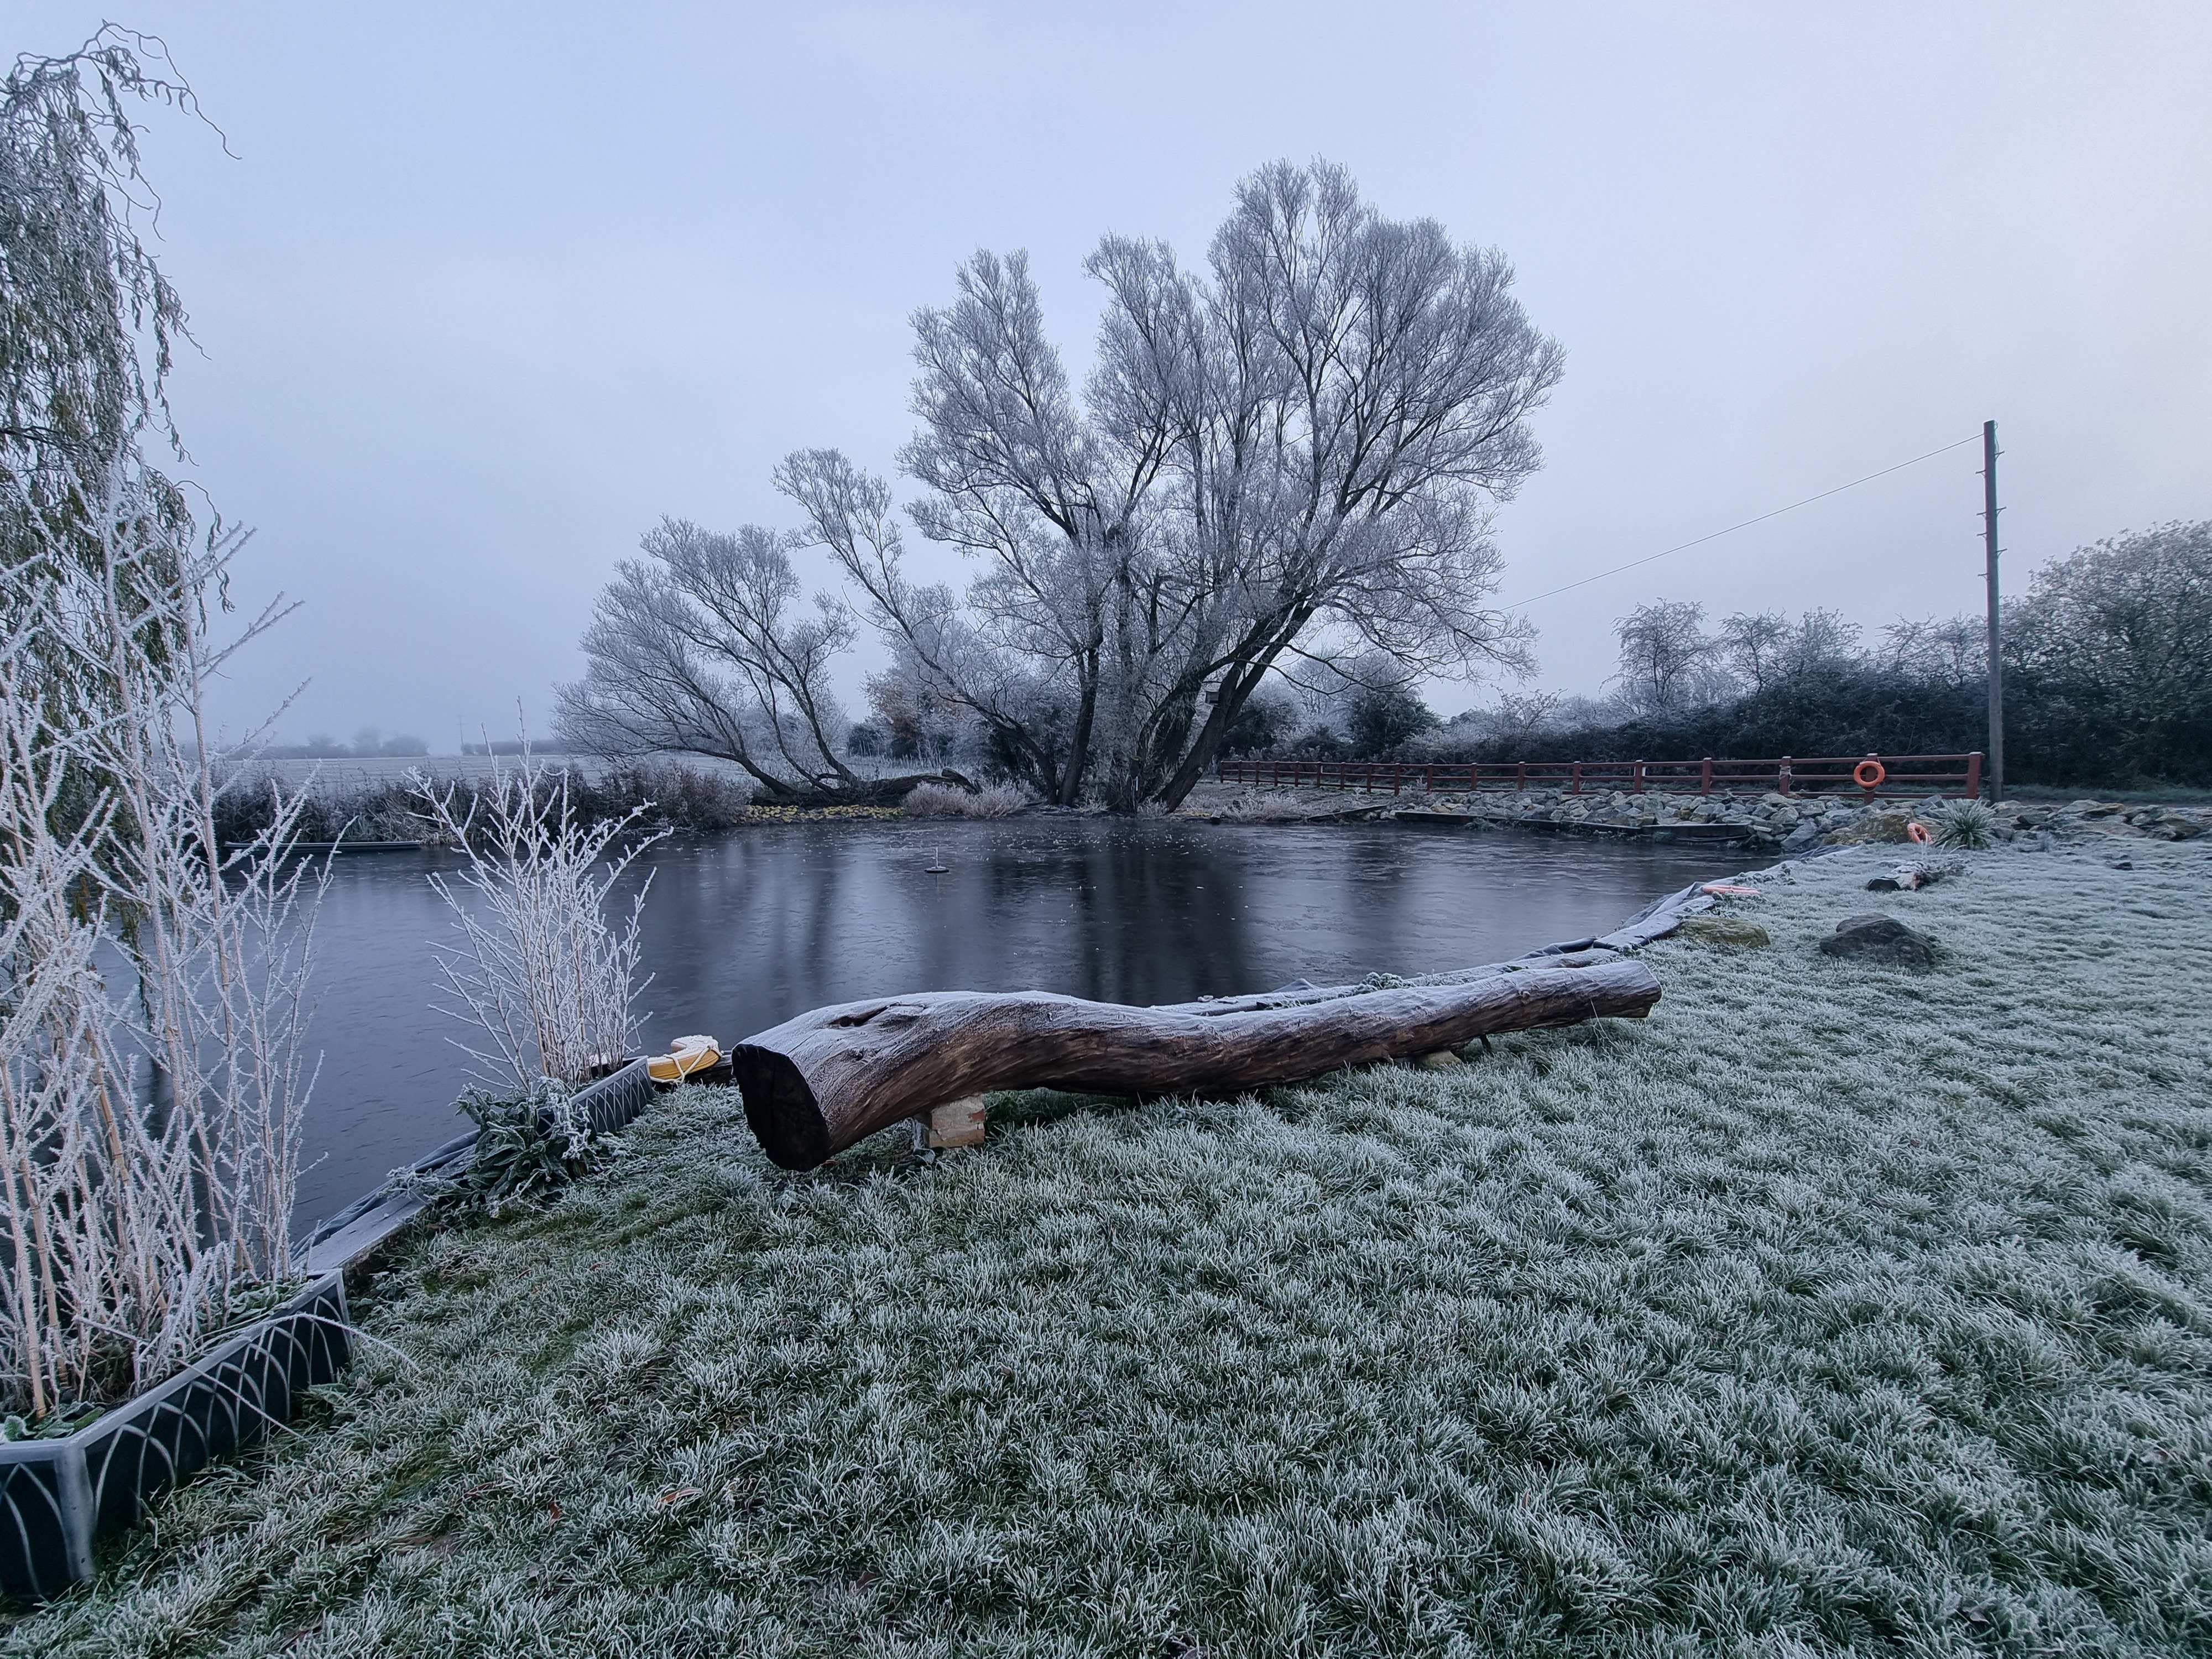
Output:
[{"xmin": 1981, "ymin": 419, "xmax": 2003, "ymax": 803}]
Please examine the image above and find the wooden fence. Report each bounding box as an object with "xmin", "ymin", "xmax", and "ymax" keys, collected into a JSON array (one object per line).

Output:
[{"xmin": 1214, "ymin": 752, "xmax": 1983, "ymax": 801}]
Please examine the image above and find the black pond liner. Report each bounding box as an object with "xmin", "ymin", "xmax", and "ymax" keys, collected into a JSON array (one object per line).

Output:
[
  {"xmin": 0, "ymin": 1273, "xmax": 349, "ymax": 1600},
  {"xmin": 1, "ymin": 1061, "xmax": 660, "ymax": 1600}
]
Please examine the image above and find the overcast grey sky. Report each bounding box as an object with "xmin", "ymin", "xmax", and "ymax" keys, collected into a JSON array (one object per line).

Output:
[{"xmin": 23, "ymin": 1, "xmax": 2211, "ymax": 747}]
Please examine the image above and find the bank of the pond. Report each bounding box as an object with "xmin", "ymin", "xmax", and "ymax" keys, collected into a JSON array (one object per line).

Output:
[
  {"xmin": 286, "ymin": 817, "xmax": 1744, "ymax": 1224},
  {"xmin": 17, "ymin": 840, "xmax": 2210, "ymax": 1656}
]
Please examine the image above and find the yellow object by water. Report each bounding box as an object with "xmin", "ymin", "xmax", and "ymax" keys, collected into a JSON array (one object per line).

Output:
[{"xmin": 648, "ymin": 1035, "xmax": 721, "ymax": 1083}]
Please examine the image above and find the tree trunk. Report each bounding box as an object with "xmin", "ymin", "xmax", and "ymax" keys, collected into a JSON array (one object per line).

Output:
[
  {"xmin": 761, "ymin": 770, "xmax": 973, "ymax": 809},
  {"xmin": 731, "ymin": 950, "xmax": 1660, "ymax": 1169}
]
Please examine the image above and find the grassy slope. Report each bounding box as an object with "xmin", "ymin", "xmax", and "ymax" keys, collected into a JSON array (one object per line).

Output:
[{"xmin": 14, "ymin": 843, "xmax": 2211, "ymax": 1658}]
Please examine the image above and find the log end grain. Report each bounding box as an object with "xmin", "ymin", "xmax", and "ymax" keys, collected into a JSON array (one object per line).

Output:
[{"xmin": 733, "ymin": 1045, "xmax": 831, "ymax": 1171}]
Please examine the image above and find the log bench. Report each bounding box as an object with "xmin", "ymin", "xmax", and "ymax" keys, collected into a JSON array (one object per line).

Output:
[{"xmin": 730, "ymin": 949, "xmax": 1661, "ymax": 1170}]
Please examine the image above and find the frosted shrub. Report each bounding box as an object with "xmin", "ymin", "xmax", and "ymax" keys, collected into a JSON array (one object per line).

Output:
[
  {"xmin": 415, "ymin": 756, "xmax": 666, "ymax": 1089},
  {"xmin": 1, "ymin": 505, "xmax": 322, "ymax": 1418},
  {"xmin": 1930, "ymin": 798, "xmax": 1996, "ymax": 850},
  {"xmin": 420, "ymin": 1079, "xmax": 612, "ymax": 1217},
  {"xmin": 902, "ymin": 781, "xmax": 1031, "ymax": 818}
]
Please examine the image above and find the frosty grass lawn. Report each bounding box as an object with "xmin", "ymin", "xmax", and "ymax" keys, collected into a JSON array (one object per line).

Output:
[{"xmin": 13, "ymin": 840, "xmax": 2211, "ymax": 1657}]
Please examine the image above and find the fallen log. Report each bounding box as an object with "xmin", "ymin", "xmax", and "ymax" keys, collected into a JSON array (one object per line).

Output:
[{"xmin": 731, "ymin": 954, "xmax": 1661, "ymax": 1170}]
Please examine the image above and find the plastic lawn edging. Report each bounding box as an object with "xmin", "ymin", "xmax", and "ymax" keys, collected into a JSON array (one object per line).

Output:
[
  {"xmin": 0, "ymin": 1274, "xmax": 350, "ymax": 1600},
  {"xmin": 1, "ymin": 1060, "xmax": 659, "ymax": 1601}
]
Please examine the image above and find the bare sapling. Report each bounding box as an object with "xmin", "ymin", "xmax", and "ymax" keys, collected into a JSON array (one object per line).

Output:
[
  {"xmin": 1, "ymin": 489, "xmax": 325, "ymax": 1419},
  {"xmin": 415, "ymin": 754, "xmax": 666, "ymax": 1090}
]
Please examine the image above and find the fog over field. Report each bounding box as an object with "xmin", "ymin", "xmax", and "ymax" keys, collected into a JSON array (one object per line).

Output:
[{"xmin": 18, "ymin": 0, "xmax": 2210, "ymax": 746}]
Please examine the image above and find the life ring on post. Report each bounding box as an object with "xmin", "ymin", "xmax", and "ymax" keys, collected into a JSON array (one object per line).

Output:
[
  {"xmin": 1906, "ymin": 821, "xmax": 1932, "ymax": 845},
  {"xmin": 1853, "ymin": 759, "xmax": 1887, "ymax": 789}
]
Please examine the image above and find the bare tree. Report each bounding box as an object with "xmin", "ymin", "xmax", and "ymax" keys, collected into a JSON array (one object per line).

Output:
[
  {"xmin": 1611, "ymin": 600, "xmax": 1718, "ymax": 714},
  {"xmin": 1787, "ymin": 607, "xmax": 1863, "ymax": 676},
  {"xmin": 777, "ymin": 159, "xmax": 1559, "ymax": 810},
  {"xmin": 2012, "ymin": 520, "xmax": 2212, "ymax": 732},
  {"xmin": 1881, "ymin": 613, "xmax": 1985, "ymax": 688},
  {"xmin": 556, "ymin": 518, "xmax": 858, "ymax": 799},
  {"xmin": 1719, "ymin": 610, "xmax": 1790, "ymax": 694},
  {"xmin": 864, "ymin": 648, "xmax": 962, "ymax": 764}
]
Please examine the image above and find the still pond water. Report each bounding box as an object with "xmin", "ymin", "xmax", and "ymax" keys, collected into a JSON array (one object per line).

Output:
[{"xmin": 295, "ymin": 818, "xmax": 1746, "ymax": 1224}]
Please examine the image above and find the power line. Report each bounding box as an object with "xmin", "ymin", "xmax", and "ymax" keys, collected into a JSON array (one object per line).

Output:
[{"xmin": 1503, "ymin": 434, "xmax": 1983, "ymax": 610}]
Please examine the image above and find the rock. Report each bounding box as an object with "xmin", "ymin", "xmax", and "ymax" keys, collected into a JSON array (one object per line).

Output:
[
  {"xmin": 1817, "ymin": 914, "xmax": 1939, "ymax": 967},
  {"xmin": 1678, "ymin": 915, "xmax": 1771, "ymax": 947},
  {"xmin": 1828, "ymin": 811, "xmax": 1918, "ymax": 846},
  {"xmin": 1865, "ymin": 858, "xmax": 1964, "ymax": 892},
  {"xmin": 1781, "ymin": 821, "xmax": 1820, "ymax": 852},
  {"xmin": 1415, "ymin": 1050, "xmax": 1467, "ymax": 1070},
  {"xmin": 2145, "ymin": 812, "xmax": 2204, "ymax": 842}
]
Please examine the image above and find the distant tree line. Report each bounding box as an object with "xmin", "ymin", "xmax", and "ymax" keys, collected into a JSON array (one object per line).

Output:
[
  {"xmin": 1277, "ymin": 520, "xmax": 2210, "ymax": 788},
  {"xmin": 261, "ymin": 726, "xmax": 429, "ymax": 760}
]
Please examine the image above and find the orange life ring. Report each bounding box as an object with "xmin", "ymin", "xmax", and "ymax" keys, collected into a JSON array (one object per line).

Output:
[
  {"xmin": 1906, "ymin": 821, "xmax": 1932, "ymax": 844},
  {"xmin": 1853, "ymin": 759, "xmax": 1887, "ymax": 789}
]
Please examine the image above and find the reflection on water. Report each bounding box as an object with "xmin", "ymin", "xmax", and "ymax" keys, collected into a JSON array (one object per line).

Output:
[{"xmin": 295, "ymin": 818, "xmax": 1746, "ymax": 1224}]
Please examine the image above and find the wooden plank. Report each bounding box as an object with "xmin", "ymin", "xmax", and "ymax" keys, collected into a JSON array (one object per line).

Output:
[{"xmin": 909, "ymin": 1095, "xmax": 989, "ymax": 1150}]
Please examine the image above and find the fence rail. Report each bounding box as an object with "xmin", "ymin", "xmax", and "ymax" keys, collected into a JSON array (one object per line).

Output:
[{"xmin": 1214, "ymin": 752, "xmax": 1983, "ymax": 801}]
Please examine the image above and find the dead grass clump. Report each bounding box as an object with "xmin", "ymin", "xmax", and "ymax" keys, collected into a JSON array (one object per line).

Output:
[
  {"xmin": 902, "ymin": 781, "xmax": 1031, "ymax": 817},
  {"xmin": 1215, "ymin": 790, "xmax": 1318, "ymax": 823}
]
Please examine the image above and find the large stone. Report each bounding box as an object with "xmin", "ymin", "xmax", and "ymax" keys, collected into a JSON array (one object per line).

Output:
[
  {"xmin": 1828, "ymin": 811, "xmax": 1918, "ymax": 846},
  {"xmin": 1678, "ymin": 915, "xmax": 1771, "ymax": 947},
  {"xmin": 1817, "ymin": 913, "xmax": 1939, "ymax": 967}
]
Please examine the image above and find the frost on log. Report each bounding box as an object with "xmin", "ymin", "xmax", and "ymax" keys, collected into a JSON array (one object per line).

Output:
[{"xmin": 731, "ymin": 951, "xmax": 1661, "ymax": 1169}]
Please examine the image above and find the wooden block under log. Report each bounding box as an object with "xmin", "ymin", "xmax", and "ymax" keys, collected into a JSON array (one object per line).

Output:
[
  {"xmin": 729, "ymin": 954, "xmax": 1661, "ymax": 1171},
  {"xmin": 909, "ymin": 1095, "xmax": 988, "ymax": 1151}
]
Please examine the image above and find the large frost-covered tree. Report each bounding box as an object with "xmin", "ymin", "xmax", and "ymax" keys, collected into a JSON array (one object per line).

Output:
[{"xmin": 779, "ymin": 160, "xmax": 1561, "ymax": 810}]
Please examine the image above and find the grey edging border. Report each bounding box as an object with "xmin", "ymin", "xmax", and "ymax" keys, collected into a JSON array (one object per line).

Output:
[
  {"xmin": 0, "ymin": 1061, "xmax": 659, "ymax": 1603},
  {"xmin": 296, "ymin": 1058, "xmax": 658, "ymax": 1277},
  {"xmin": 0, "ymin": 1273, "xmax": 350, "ymax": 1600},
  {"xmin": 1518, "ymin": 842, "xmax": 1849, "ymax": 959}
]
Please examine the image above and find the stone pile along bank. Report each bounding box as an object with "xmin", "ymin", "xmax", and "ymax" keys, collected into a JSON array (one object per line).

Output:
[{"xmin": 1298, "ymin": 788, "xmax": 2212, "ymax": 852}]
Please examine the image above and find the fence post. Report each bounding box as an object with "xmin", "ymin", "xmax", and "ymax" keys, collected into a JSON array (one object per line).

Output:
[
  {"xmin": 1632, "ymin": 759, "xmax": 1644, "ymax": 794},
  {"xmin": 1700, "ymin": 757, "xmax": 1713, "ymax": 795},
  {"xmin": 1779, "ymin": 757, "xmax": 1793, "ymax": 795},
  {"xmin": 1516, "ymin": 761, "xmax": 1527, "ymax": 792},
  {"xmin": 1964, "ymin": 752, "xmax": 1983, "ymax": 800},
  {"xmin": 1571, "ymin": 761, "xmax": 1581, "ymax": 795},
  {"xmin": 1861, "ymin": 753, "xmax": 1880, "ymax": 801}
]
